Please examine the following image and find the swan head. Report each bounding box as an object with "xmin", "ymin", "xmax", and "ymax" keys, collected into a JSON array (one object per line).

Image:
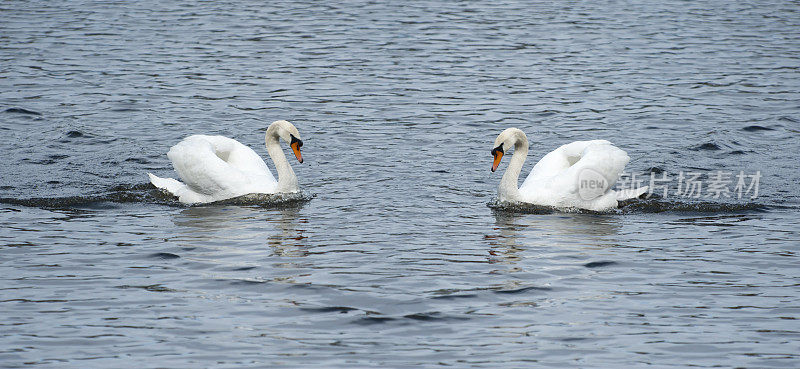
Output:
[
  {"xmin": 491, "ymin": 128, "xmax": 526, "ymax": 172},
  {"xmin": 267, "ymin": 120, "xmax": 304, "ymax": 163}
]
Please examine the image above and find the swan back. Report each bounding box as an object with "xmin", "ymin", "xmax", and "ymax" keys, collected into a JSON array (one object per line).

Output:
[
  {"xmin": 519, "ymin": 140, "xmax": 632, "ymax": 210},
  {"xmin": 166, "ymin": 135, "xmax": 277, "ymax": 201},
  {"xmin": 525, "ymin": 140, "xmax": 615, "ymax": 183}
]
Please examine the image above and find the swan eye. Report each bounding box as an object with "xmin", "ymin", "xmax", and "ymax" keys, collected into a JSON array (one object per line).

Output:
[
  {"xmin": 491, "ymin": 145, "xmax": 503, "ymax": 155},
  {"xmin": 290, "ymin": 135, "xmax": 303, "ymax": 148}
]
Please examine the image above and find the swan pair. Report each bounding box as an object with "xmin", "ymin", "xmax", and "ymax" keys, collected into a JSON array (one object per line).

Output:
[{"xmin": 149, "ymin": 121, "xmax": 646, "ymax": 211}]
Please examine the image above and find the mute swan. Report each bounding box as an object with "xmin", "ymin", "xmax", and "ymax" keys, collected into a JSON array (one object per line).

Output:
[
  {"xmin": 147, "ymin": 120, "xmax": 304, "ymax": 204},
  {"xmin": 491, "ymin": 128, "xmax": 647, "ymax": 211}
]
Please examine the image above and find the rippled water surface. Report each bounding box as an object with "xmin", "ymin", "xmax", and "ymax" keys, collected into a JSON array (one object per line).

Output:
[{"xmin": 2, "ymin": 1, "xmax": 799, "ymax": 367}]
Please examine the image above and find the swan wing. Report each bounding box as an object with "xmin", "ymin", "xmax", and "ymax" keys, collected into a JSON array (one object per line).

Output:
[
  {"xmin": 560, "ymin": 141, "xmax": 629, "ymax": 191},
  {"xmin": 167, "ymin": 135, "xmax": 277, "ymax": 198},
  {"xmin": 204, "ymin": 135, "xmax": 276, "ymax": 182},
  {"xmin": 522, "ymin": 140, "xmax": 614, "ymax": 188},
  {"xmin": 519, "ymin": 140, "xmax": 633, "ymax": 209}
]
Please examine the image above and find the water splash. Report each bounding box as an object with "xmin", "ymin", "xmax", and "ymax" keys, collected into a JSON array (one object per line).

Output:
[
  {"xmin": 0, "ymin": 183, "xmax": 313, "ymax": 209},
  {"xmin": 488, "ymin": 197, "xmax": 769, "ymax": 214}
]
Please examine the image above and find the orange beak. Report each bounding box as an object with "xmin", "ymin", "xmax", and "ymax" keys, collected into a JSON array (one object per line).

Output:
[
  {"xmin": 290, "ymin": 141, "xmax": 303, "ymax": 163},
  {"xmin": 491, "ymin": 146, "xmax": 504, "ymax": 172}
]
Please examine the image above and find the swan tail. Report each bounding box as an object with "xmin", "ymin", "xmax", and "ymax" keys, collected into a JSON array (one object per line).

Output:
[
  {"xmin": 615, "ymin": 185, "xmax": 649, "ymax": 201},
  {"xmin": 147, "ymin": 173, "xmax": 185, "ymax": 195}
]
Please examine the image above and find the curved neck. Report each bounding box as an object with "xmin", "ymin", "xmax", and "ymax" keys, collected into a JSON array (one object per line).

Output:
[
  {"xmin": 265, "ymin": 131, "xmax": 298, "ymax": 193},
  {"xmin": 499, "ymin": 133, "xmax": 528, "ymax": 202}
]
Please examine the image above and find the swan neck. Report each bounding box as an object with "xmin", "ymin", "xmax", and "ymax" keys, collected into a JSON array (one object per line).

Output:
[
  {"xmin": 265, "ymin": 133, "xmax": 298, "ymax": 193},
  {"xmin": 499, "ymin": 135, "xmax": 528, "ymax": 202}
]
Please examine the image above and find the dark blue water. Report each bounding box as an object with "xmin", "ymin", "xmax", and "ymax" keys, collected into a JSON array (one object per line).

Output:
[{"xmin": 2, "ymin": 1, "xmax": 799, "ymax": 367}]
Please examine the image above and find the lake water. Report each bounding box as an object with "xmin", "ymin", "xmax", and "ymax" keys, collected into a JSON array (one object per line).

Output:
[{"xmin": 2, "ymin": 1, "xmax": 799, "ymax": 367}]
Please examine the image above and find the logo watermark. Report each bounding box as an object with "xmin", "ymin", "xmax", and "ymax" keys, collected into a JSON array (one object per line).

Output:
[
  {"xmin": 577, "ymin": 168, "xmax": 612, "ymax": 200},
  {"xmin": 578, "ymin": 170, "xmax": 761, "ymax": 200}
]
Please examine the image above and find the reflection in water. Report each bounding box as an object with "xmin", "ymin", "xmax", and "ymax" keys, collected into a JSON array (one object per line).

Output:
[
  {"xmin": 488, "ymin": 211, "xmax": 527, "ymax": 264},
  {"xmin": 174, "ymin": 205, "xmax": 261, "ymax": 232},
  {"xmin": 171, "ymin": 204, "xmax": 308, "ymax": 257},
  {"xmin": 267, "ymin": 206, "xmax": 309, "ymax": 258},
  {"xmin": 166, "ymin": 204, "xmax": 311, "ymax": 286},
  {"xmin": 488, "ymin": 210, "xmax": 623, "ymax": 263}
]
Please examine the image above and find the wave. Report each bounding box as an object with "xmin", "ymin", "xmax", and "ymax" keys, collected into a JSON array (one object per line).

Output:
[
  {"xmin": 4, "ymin": 107, "xmax": 42, "ymax": 115},
  {"xmin": 0, "ymin": 183, "xmax": 313, "ymax": 209}
]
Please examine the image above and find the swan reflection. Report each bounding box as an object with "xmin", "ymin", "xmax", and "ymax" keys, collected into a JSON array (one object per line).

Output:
[
  {"xmin": 171, "ymin": 204, "xmax": 308, "ymax": 257},
  {"xmin": 160, "ymin": 204, "xmax": 311, "ymax": 291},
  {"xmin": 488, "ymin": 210, "xmax": 622, "ymax": 263}
]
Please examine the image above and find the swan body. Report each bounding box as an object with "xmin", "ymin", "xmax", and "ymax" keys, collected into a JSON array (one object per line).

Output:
[
  {"xmin": 148, "ymin": 120, "xmax": 303, "ymax": 204},
  {"xmin": 491, "ymin": 128, "xmax": 647, "ymax": 211}
]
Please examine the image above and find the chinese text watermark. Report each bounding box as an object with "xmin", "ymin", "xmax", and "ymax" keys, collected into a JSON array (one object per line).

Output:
[{"xmin": 577, "ymin": 170, "xmax": 761, "ymax": 200}]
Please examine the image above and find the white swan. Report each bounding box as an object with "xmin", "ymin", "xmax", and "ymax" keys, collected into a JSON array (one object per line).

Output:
[
  {"xmin": 491, "ymin": 128, "xmax": 647, "ymax": 211},
  {"xmin": 147, "ymin": 120, "xmax": 303, "ymax": 204}
]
